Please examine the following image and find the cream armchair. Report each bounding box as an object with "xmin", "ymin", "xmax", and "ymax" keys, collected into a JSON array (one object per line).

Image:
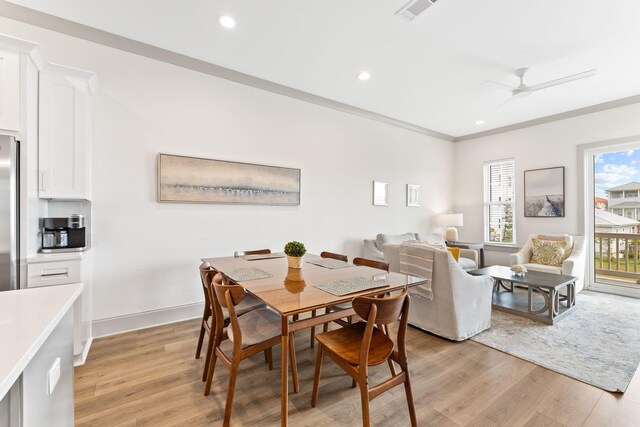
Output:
[
  {"xmin": 509, "ymin": 234, "xmax": 586, "ymax": 293},
  {"xmin": 383, "ymin": 242, "xmax": 493, "ymax": 340}
]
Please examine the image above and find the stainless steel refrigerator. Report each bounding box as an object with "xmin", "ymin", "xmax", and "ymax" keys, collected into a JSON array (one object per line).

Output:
[{"xmin": 0, "ymin": 135, "xmax": 19, "ymax": 292}]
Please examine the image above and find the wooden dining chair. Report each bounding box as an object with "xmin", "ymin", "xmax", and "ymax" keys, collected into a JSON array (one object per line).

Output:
[
  {"xmin": 353, "ymin": 257, "xmax": 390, "ymax": 272},
  {"xmin": 234, "ymin": 248, "xmax": 271, "ymax": 258},
  {"xmin": 322, "ymin": 257, "xmax": 390, "ymax": 334},
  {"xmin": 307, "ymin": 251, "xmax": 350, "ymax": 347},
  {"xmin": 197, "ymin": 263, "xmax": 265, "ymax": 388},
  {"xmin": 320, "ymin": 251, "xmax": 348, "ymax": 262},
  {"xmin": 311, "ymin": 290, "xmax": 416, "ymax": 427},
  {"xmin": 209, "ymin": 273, "xmax": 300, "ymax": 427}
]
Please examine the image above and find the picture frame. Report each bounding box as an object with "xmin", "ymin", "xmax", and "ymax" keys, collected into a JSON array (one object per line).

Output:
[
  {"xmin": 157, "ymin": 153, "xmax": 301, "ymax": 205},
  {"xmin": 524, "ymin": 166, "xmax": 565, "ymax": 217},
  {"xmin": 372, "ymin": 181, "xmax": 389, "ymax": 206},
  {"xmin": 407, "ymin": 184, "xmax": 420, "ymax": 207}
]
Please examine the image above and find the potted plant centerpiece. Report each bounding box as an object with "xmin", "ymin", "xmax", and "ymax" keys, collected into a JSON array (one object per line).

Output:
[{"xmin": 284, "ymin": 241, "xmax": 306, "ymax": 269}]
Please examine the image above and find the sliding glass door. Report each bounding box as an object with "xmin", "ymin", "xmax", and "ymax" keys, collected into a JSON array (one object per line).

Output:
[{"xmin": 588, "ymin": 144, "xmax": 640, "ymax": 298}]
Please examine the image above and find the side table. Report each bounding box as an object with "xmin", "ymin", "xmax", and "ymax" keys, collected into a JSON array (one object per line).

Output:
[{"xmin": 447, "ymin": 242, "xmax": 485, "ymax": 268}]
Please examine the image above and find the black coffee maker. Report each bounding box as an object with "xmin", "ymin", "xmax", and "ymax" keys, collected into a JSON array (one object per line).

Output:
[{"xmin": 41, "ymin": 215, "xmax": 87, "ymax": 253}]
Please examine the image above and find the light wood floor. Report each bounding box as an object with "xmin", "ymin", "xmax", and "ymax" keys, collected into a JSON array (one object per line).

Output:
[{"xmin": 75, "ymin": 319, "xmax": 640, "ymax": 426}]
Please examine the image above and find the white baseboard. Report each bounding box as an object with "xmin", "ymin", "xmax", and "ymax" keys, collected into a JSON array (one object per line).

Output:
[
  {"xmin": 92, "ymin": 302, "xmax": 204, "ymax": 338},
  {"xmin": 74, "ymin": 337, "xmax": 93, "ymax": 366}
]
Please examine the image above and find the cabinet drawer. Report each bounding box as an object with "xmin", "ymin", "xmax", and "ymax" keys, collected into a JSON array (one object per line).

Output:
[{"xmin": 27, "ymin": 260, "xmax": 81, "ymax": 287}]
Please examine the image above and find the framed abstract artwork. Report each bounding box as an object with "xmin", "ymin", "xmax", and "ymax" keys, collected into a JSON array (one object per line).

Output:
[
  {"xmin": 524, "ymin": 166, "xmax": 565, "ymax": 217},
  {"xmin": 373, "ymin": 181, "xmax": 389, "ymax": 206},
  {"xmin": 407, "ymin": 184, "xmax": 420, "ymax": 207},
  {"xmin": 157, "ymin": 153, "xmax": 301, "ymax": 205}
]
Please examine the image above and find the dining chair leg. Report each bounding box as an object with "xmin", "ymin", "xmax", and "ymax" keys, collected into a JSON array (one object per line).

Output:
[
  {"xmin": 310, "ymin": 310, "xmax": 316, "ymax": 348},
  {"xmin": 387, "ymin": 359, "xmax": 397, "ymax": 376},
  {"xmin": 266, "ymin": 348, "xmax": 273, "ymax": 370},
  {"xmin": 311, "ymin": 345, "xmax": 323, "ymax": 407},
  {"xmin": 288, "ymin": 333, "xmax": 300, "ymax": 393},
  {"xmin": 359, "ymin": 382, "xmax": 371, "ymax": 427},
  {"xmin": 195, "ymin": 322, "xmax": 206, "ymax": 359},
  {"xmin": 201, "ymin": 329, "xmax": 215, "ymax": 382},
  {"xmin": 322, "ymin": 308, "xmax": 330, "ymax": 333},
  {"xmin": 223, "ymin": 360, "xmax": 241, "ymax": 427},
  {"xmin": 403, "ymin": 372, "xmax": 418, "ymax": 427},
  {"xmin": 204, "ymin": 335, "xmax": 221, "ymax": 396}
]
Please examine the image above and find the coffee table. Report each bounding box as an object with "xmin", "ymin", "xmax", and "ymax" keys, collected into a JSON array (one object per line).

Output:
[{"xmin": 469, "ymin": 265, "xmax": 577, "ymax": 325}]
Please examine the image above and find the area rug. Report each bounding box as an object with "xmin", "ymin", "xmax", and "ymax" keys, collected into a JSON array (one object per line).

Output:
[{"xmin": 471, "ymin": 292, "xmax": 640, "ymax": 392}]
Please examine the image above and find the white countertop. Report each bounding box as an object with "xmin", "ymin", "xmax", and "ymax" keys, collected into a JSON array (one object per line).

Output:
[
  {"xmin": 0, "ymin": 283, "xmax": 82, "ymax": 401},
  {"xmin": 26, "ymin": 248, "xmax": 91, "ymax": 264}
]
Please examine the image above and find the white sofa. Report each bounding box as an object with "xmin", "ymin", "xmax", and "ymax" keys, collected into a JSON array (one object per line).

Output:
[
  {"xmin": 509, "ymin": 234, "xmax": 586, "ymax": 293},
  {"xmin": 384, "ymin": 242, "xmax": 493, "ymax": 341},
  {"xmin": 364, "ymin": 232, "xmax": 479, "ymax": 271}
]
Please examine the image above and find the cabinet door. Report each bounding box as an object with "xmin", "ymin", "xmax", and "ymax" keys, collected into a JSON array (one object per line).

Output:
[
  {"xmin": 0, "ymin": 50, "xmax": 20, "ymax": 132},
  {"xmin": 39, "ymin": 72, "xmax": 91, "ymax": 199}
]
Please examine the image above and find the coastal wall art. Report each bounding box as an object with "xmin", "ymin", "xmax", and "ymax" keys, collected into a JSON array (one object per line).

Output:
[
  {"xmin": 524, "ymin": 166, "xmax": 565, "ymax": 217},
  {"xmin": 157, "ymin": 154, "xmax": 301, "ymax": 205}
]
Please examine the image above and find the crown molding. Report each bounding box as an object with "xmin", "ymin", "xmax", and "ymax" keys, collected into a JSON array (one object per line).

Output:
[
  {"xmin": 454, "ymin": 94, "xmax": 640, "ymax": 142},
  {"xmin": 0, "ymin": 1, "xmax": 454, "ymax": 142}
]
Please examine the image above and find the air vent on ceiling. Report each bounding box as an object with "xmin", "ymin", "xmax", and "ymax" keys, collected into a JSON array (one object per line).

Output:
[{"xmin": 396, "ymin": 0, "xmax": 437, "ymax": 21}]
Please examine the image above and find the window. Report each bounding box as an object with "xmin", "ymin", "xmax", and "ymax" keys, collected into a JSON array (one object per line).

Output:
[{"xmin": 484, "ymin": 159, "xmax": 515, "ymax": 244}]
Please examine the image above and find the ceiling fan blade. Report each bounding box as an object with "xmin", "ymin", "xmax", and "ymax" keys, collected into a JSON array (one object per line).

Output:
[
  {"xmin": 529, "ymin": 69, "xmax": 597, "ymax": 92},
  {"xmin": 495, "ymin": 95, "xmax": 516, "ymax": 110},
  {"xmin": 484, "ymin": 80, "xmax": 514, "ymax": 91}
]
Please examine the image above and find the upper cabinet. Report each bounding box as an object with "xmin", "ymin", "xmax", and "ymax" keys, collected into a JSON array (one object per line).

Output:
[
  {"xmin": 0, "ymin": 49, "xmax": 20, "ymax": 132},
  {"xmin": 39, "ymin": 66, "xmax": 96, "ymax": 200}
]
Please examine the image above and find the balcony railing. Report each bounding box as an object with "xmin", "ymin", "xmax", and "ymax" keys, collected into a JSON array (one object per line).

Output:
[{"xmin": 595, "ymin": 232, "xmax": 640, "ymax": 284}]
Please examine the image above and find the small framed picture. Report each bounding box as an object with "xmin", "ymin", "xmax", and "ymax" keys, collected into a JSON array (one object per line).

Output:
[
  {"xmin": 407, "ymin": 184, "xmax": 420, "ymax": 207},
  {"xmin": 373, "ymin": 181, "xmax": 389, "ymax": 206}
]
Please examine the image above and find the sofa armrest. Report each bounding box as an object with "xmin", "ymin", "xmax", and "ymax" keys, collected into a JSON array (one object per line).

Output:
[
  {"xmin": 382, "ymin": 243, "xmax": 402, "ymax": 273},
  {"xmin": 363, "ymin": 239, "xmax": 384, "ymax": 261},
  {"xmin": 510, "ymin": 248, "xmax": 530, "ymax": 266},
  {"xmin": 459, "ymin": 249, "xmax": 478, "ymax": 265}
]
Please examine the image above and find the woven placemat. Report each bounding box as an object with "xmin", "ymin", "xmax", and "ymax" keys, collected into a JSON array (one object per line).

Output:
[
  {"xmin": 242, "ymin": 252, "xmax": 286, "ymax": 261},
  {"xmin": 226, "ymin": 268, "xmax": 273, "ymax": 282},
  {"xmin": 315, "ymin": 277, "xmax": 388, "ymax": 296},
  {"xmin": 306, "ymin": 258, "xmax": 354, "ymax": 269}
]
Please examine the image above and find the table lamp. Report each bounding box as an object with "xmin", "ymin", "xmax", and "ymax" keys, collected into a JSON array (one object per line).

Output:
[{"xmin": 440, "ymin": 213, "xmax": 463, "ymax": 243}]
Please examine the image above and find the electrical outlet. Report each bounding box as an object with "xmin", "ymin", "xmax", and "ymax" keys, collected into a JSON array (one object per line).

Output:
[{"xmin": 47, "ymin": 357, "xmax": 61, "ymax": 395}]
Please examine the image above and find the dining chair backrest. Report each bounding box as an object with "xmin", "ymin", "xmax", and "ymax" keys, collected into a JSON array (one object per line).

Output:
[
  {"xmin": 353, "ymin": 257, "xmax": 389, "ymax": 272},
  {"xmin": 352, "ymin": 290, "xmax": 408, "ymax": 326},
  {"xmin": 199, "ymin": 262, "xmax": 214, "ymax": 311},
  {"xmin": 320, "ymin": 251, "xmax": 348, "ymax": 262},
  {"xmin": 234, "ymin": 249, "xmax": 271, "ymax": 258},
  {"xmin": 212, "ymin": 273, "xmax": 246, "ymax": 309},
  {"xmin": 352, "ymin": 290, "xmax": 410, "ymax": 367}
]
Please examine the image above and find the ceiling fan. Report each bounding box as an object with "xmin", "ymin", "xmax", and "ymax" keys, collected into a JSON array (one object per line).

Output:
[{"xmin": 488, "ymin": 67, "xmax": 598, "ymax": 108}]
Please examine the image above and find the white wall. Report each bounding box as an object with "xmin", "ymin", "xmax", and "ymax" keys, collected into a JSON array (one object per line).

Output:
[
  {"xmin": 0, "ymin": 18, "xmax": 454, "ymax": 325},
  {"xmin": 454, "ymin": 103, "xmax": 640, "ymax": 265}
]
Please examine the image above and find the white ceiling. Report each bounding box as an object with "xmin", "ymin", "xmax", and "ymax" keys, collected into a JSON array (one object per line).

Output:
[{"xmin": 7, "ymin": 0, "xmax": 640, "ymax": 137}]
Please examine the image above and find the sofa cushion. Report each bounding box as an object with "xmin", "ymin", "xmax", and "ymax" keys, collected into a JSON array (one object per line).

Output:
[
  {"xmin": 458, "ymin": 257, "xmax": 477, "ymax": 271},
  {"xmin": 376, "ymin": 233, "xmax": 416, "ymax": 251},
  {"xmin": 524, "ymin": 263, "xmax": 563, "ymax": 275},
  {"xmin": 531, "ymin": 238, "xmax": 568, "ymax": 267},
  {"xmin": 416, "ymin": 233, "xmax": 446, "ymax": 247}
]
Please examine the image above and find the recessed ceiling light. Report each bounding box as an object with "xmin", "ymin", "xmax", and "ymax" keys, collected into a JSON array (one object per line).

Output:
[
  {"xmin": 475, "ymin": 120, "xmax": 485, "ymax": 125},
  {"xmin": 356, "ymin": 71, "xmax": 371, "ymax": 81},
  {"xmin": 218, "ymin": 15, "xmax": 236, "ymax": 29}
]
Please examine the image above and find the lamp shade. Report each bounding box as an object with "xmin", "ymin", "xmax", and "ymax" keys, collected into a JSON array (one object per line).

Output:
[{"xmin": 440, "ymin": 213, "xmax": 464, "ymax": 227}]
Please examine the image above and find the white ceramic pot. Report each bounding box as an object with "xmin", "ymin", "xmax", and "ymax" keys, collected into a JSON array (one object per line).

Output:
[{"xmin": 287, "ymin": 255, "xmax": 303, "ymax": 269}]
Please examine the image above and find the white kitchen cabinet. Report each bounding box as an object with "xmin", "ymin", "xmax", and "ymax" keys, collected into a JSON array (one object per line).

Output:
[
  {"xmin": 0, "ymin": 49, "xmax": 20, "ymax": 132},
  {"xmin": 26, "ymin": 251, "xmax": 93, "ymax": 366},
  {"xmin": 39, "ymin": 66, "xmax": 94, "ymax": 200}
]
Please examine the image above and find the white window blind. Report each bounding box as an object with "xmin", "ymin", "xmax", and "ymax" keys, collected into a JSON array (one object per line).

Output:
[{"xmin": 484, "ymin": 159, "xmax": 515, "ymax": 244}]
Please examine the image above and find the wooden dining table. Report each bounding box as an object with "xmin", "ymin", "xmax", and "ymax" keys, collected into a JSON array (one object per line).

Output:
[{"xmin": 202, "ymin": 253, "xmax": 428, "ymax": 426}]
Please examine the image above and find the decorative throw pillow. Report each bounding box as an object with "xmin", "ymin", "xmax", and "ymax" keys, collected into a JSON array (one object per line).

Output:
[
  {"xmin": 530, "ymin": 239, "xmax": 568, "ymax": 267},
  {"xmin": 447, "ymin": 247, "xmax": 460, "ymax": 261}
]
